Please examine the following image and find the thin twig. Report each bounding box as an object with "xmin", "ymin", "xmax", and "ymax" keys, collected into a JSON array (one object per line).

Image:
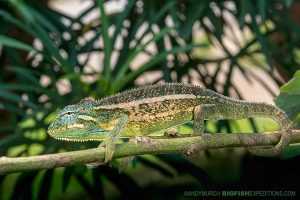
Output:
[{"xmin": 0, "ymin": 130, "xmax": 299, "ymax": 174}]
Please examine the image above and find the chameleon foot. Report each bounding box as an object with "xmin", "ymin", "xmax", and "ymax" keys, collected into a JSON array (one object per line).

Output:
[
  {"xmin": 136, "ymin": 136, "xmax": 150, "ymax": 143},
  {"xmin": 105, "ymin": 144, "xmax": 116, "ymax": 163},
  {"xmin": 83, "ymin": 142, "xmax": 109, "ymax": 168},
  {"xmin": 85, "ymin": 162, "xmax": 104, "ymax": 169},
  {"xmin": 164, "ymin": 126, "xmax": 179, "ymax": 137},
  {"xmin": 98, "ymin": 140, "xmax": 116, "ymax": 163},
  {"xmin": 185, "ymin": 144, "xmax": 199, "ymax": 156},
  {"xmin": 119, "ymin": 156, "xmax": 135, "ymax": 173},
  {"xmin": 136, "ymin": 136, "xmax": 154, "ymax": 146}
]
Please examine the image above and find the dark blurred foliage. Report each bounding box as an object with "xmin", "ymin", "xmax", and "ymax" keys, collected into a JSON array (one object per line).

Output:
[{"xmin": 0, "ymin": 0, "xmax": 300, "ymax": 199}]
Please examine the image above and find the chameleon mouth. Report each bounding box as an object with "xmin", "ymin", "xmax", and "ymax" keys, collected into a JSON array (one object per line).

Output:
[
  {"xmin": 47, "ymin": 122, "xmax": 110, "ymax": 142},
  {"xmin": 47, "ymin": 122, "xmax": 85, "ymax": 133},
  {"xmin": 55, "ymin": 137, "xmax": 99, "ymax": 142},
  {"xmin": 49, "ymin": 131, "xmax": 108, "ymax": 141}
]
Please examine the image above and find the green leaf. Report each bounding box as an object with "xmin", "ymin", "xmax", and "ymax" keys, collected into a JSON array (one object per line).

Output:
[
  {"xmin": 0, "ymin": 103, "xmax": 25, "ymax": 116},
  {"xmin": 0, "ymin": 134, "xmax": 32, "ymax": 150},
  {"xmin": 114, "ymin": 44, "xmax": 201, "ymax": 91},
  {"xmin": 0, "ymin": 88, "xmax": 23, "ymax": 103},
  {"xmin": 8, "ymin": 65, "xmax": 41, "ymax": 85},
  {"xmin": 111, "ymin": 0, "xmax": 136, "ymax": 46},
  {"xmin": 148, "ymin": 1, "xmax": 177, "ymax": 26},
  {"xmin": 275, "ymin": 70, "xmax": 300, "ymax": 128},
  {"xmin": 281, "ymin": 70, "xmax": 300, "ymax": 95},
  {"xmin": 137, "ymin": 157, "xmax": 173, "ymax": 177},
  {"xmin": 32, "ymin": 23, "xmax": 69, "ymax": 68},
  {"xmin": 8, "ymin": 0, "xmax": 35, "ymax": 23},
  {"xmin": 113, "ymin": 14, "xmax": 145, "ymax": 74},
  {"xmin": 8, "ymin": 2, "xmax": 69, "ymax": 68},
  {"xmin": 37, "ymin": 170, "xmax": 54, "ymax": 199},
  {"xmin": 258, "ymin": 0, "xmax": 266, "ymax": 21},
  {"xmin": 249, "ymin": 7, "xmax": 272, "ymax": 68},
  {"xmin": 1, "ymin": 83, "xmax": 54, "ymax": 98},
  {"xmin": 0, "ymin": 35, "xmax": 36, "ymax": 52},
  {"xmin": 29, "ymin": 7, "xmax": 62, "ymax": 38},
  {"xmin": 62, "ymin": 167, "xmax": 74, "ymax": 192},
  {"xmin": 206, "ymin": 10, "xmax": 223, "ymax": 41},
  {"xmin": 0, "ymin": 88, "xmax": 36, "ymax": 108},
  {"xmin": 115, "ymin": 26, "xmax": 174, "ymax": 81},
  {"xmin": 281, "ymin": 144, "xmax": 300, "ymax": 159},
  {"xmin": 97, "ymin": 0, "xmax": 112, "ymax": 80},
  {"xmin": 238, "ymin": 1, "xmax": 250, "ymax": 27},
  {"xmin": 0, "ymin": 9, "xmax": 35, "ymax": 35},
  {"xmin": 178, "ymin": 1, "xmax": 207, "ymax": 39},
  {"xmin": 9, "ymin": 172, "xmax": 37, "ymax": 199}
]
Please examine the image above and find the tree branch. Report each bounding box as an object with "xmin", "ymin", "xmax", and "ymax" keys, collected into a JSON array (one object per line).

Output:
[{"xmin": 1, "ymin": 130, "xmax": 300, "ymax": 174}]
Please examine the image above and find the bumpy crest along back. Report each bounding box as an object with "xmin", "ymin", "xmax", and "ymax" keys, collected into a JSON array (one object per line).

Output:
[{"xmin": 97, "ymin": 83, "xmax": 220, "ymax": 105}]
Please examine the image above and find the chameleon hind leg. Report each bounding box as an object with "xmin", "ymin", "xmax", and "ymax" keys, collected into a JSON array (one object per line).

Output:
[
  {"xmin": 192, "ymin": 105, "xmax": 221, "ymax": 138},
  {"xmin": 191, "ymin": 106, "xmax": 205, "ymax": 136},
  {"xmin": 99, "ymin": 114, "xmax": 128, "ymax": 163}
]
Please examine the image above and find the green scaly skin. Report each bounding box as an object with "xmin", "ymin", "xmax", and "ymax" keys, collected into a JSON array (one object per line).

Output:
[{"xmin": 48, "ymin": 83, "xmax": 292, "ymax": 162}]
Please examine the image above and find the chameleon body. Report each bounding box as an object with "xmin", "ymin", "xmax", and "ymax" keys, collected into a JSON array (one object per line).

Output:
[{"xmin": 48, "ymin": 83, "xmax": 292, "ymax": 162}]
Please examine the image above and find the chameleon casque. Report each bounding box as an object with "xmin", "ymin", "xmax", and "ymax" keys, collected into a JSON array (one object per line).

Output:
[{"xmin": 48, "ymin": 83, "xmax": 292, "ymax": 162}]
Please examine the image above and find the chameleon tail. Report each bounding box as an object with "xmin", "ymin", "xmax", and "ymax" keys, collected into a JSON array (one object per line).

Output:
[{"xmin": 234, "ymin": 101, "xmax": 292, "ymax": 156}]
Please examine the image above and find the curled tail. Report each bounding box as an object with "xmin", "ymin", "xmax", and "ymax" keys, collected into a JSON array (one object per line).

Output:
[{"xmin": 231, "ymin": 101, "xmax": 292, "ymax": 156}]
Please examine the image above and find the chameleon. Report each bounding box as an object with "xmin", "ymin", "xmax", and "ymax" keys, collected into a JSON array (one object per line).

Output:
[{"xmin": 47, "ymin": 83, "xmax": 292, "ymax": 163}]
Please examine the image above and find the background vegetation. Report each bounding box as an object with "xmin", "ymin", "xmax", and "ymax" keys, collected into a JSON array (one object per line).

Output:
[{"xmin": 0, "ymin": 0, "xmax": 300, "ymax": 199}]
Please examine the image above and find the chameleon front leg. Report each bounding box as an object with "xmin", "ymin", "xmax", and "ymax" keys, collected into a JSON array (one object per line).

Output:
[
  {"xmin": 159, "ymin": 105, "xmax": 207, "ymax": 138},
  {"xmin": 99, "ymin": 114, "xmax": 128, "ymax": 163}
]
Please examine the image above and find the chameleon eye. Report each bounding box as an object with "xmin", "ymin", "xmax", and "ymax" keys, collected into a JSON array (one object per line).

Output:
[{"xmin": 66, "ymin": 111, "xmax": 72, "ymax": 115}]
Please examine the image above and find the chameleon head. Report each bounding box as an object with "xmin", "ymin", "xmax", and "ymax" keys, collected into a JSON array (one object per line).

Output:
[{"xmin": 48, "ymin": 98, "xmax": 110, "ymax": 141}]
